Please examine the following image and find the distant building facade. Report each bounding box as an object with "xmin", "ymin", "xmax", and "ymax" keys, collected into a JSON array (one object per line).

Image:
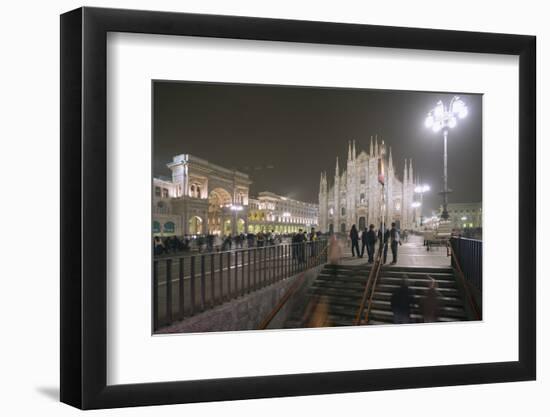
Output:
[
  {"xmin": 153, "ymin": 154, "xmax": 318, "ymax": 236},
  {"xmin": 248, "ymin": 192, "xmax": 318, "ymax": 234},
  {"xmin": 441, "ymin": 202, "xmax": 482, "ymax": 230},
  {"xmin": 153, "ymin": 154, "xmax": 251, "ymax": 236},
  {"xmin": 318, "ymin": 138, "xmax": 419, "ymax": 233}
]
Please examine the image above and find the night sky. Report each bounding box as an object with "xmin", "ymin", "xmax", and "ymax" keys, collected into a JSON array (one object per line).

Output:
[{"xmin": 153, "ymin": 81, "xmax": 482, "ymax": 215}]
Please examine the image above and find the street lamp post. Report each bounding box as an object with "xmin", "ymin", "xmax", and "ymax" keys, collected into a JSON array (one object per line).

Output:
[
  {"xmin": 414, "ymin": 184, "xmax": 430, "ymax": 226},
  {"xmin": 424, "ymin": 96, "xmax": 468, "ymax": 220},
  {"xmin": 411, "ymin": 201, "xmax": 422, "ymax": 229}
]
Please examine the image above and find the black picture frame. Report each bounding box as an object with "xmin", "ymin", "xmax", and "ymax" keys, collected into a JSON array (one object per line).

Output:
[{"xmin": 60, "ymin": 6, "xmax": 536, "ymax": 410}]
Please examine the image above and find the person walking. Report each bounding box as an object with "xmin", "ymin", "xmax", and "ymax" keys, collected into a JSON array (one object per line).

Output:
[
  {"xmin": 378, "ymin": 224, "xmax": 390, "ymax": 264},
  {"xmin": 256, "ymin": 230, "xmax": 264, "ymax": 247},
  {"xmin": 295, "ymin": 228, "xmax": 306, "ymax": 263},
  {"xmin": 391, "ymin": 277, "xmax": 414, "ymax": 324},
  {"xmin": 389, "ymin": 222, "xmax": 402, "ymax": 265},
  {"xmin": 361, "ymin": 224, "xmax": 377, "ymax": 263},
  {"xmin": 349, "ymin": 224, "xmax": 360, "ymax": 257},
  {"xmin": 309, "ymin": 227, "xmax": 317, "ymax": 258},
  {"xmin": 421, "ymin": 277, "xmax": 441, "ymax": 322},
  {"xmin": 328, "ymin": 234, "xmax": 343, "ymax": 265}
]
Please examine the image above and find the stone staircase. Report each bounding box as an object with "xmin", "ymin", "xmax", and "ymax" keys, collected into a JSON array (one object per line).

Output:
[{"xmin": 286, "ymin": 263, "xmax": 468, "ymax": 327}]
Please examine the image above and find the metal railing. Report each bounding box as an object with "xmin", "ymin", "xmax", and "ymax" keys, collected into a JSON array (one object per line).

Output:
[
  {"xmin": 153, "ymin": 240, "xmax": 328, "ymax": 331},
  {"xmin": 449, "ymin": 237, "xmax": 482, "ymax": 292},
  {"xmin": 354, "ymin": 242, "xmax": 384, "ymax": 325}
]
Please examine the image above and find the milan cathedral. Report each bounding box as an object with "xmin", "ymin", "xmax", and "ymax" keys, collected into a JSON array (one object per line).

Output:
[{"xmin": 318, "ymin": 137, "xmax": 419, "ymax": 233}]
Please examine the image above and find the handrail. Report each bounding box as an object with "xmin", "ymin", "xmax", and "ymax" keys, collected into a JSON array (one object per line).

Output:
[
  {"xmin": 354, "ymin": 244, "xmax": 384, "ymax": 325},
  {"xmin": 257, "ymin": 243, "xmax": 329, "ymax": 330},
  {"xmin": 449, "ymin": 243, "xmax": 481, "ymax": 320},
  {"xmin": 362, "ymin": 256, "xmax": 384, "ymax": 324}
]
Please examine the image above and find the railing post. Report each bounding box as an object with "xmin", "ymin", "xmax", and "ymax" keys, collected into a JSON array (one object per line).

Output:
[
  {"xmin": 241, "ymin": 250, "xmax": 245, "ymax": 296},
  {"xmin": 277, "ymin": 244, "xmax": 281, "ymax": 281},
  {"xmin": 227, "ymin": 251, "xmax": 231, "ymax": 298},
  {"xmin": 165, "ymin": 259, "xmax": 173, "ymax": 325},
  {"xmin": 234, "ymin": 250, "xmax": 239, "ymax": 297},
  {"xmin": 178, "ymin": 257, "xmax": 184, "ymax": 320},
  {"xmin": 253, "ymin": 248, "xmax": 257, "ymax": 290},
  {"xmin": 189, "ymin": 256, "xmax": 196, "ymax": 316},
  {"xmin": 210, "ymin": 253, "xmax": 215, "ymax": 308},
  {"xmin": 153, "ymin": 260, "xmax": 159, "ymax": 331},
  {"xmin": 219, "ymin": 252, "xmax": 224, "ymax": 301},
  {"xmin": 200, "ymin": 255, "xmax": 206, "ymax": 311},
  {"xmin": 262, "ymin": 246, "xmax": 267, "ymax": 287},
  {"xmin": 247, "ymin": 249, "xmax": 251, "ymax": 293}
]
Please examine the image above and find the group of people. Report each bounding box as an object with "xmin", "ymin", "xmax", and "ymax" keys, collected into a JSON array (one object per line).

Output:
[
  {"xmin": 153, "ymin": 235, "xmax": 191, "ymax": 256},
  {"xmin": 348, "ymin": 222, "xmax": 403, "ymax": 265},
  {"xmin": 291, "ymin": 227, "xmax": 323, "ymax": 263},
  {"xmin": 390, "ymin": 276, "xmax": 441, "ymax": 324},
  {"xmin": 153, "ymin": 228, "xmax": 325, "ymax": 257}
]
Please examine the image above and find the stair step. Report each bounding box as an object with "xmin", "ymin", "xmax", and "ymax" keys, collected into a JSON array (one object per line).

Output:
[
  {"xmin": 367, "ymin": 300, "xmax": 466, "ymax": 317},
  {"xmin": 377, "ymin": 276, "xmax": 457, "ymax": 288},
  {"xmin": 323, "ymin": 264, "xmax": 453, "ymax": 274},
  {"xmin": 368, "ymin": 309, "xmax": 465, "ymax": 323},
  {"xmin": 373, "ymin": 291, "xmax": 463, "ymax": 306},
  {"xmin": 376, "ymin": 284, "xmax": 459, "ymax": 295},
  {"xmin": 311, "ymin": 281, "xmax": 366, "ymax": 291}
]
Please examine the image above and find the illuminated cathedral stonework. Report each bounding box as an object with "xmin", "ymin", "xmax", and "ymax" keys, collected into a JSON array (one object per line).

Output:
[{"xmin": 318, "ymin": 137, "xmax": 419, "ymax": 233}]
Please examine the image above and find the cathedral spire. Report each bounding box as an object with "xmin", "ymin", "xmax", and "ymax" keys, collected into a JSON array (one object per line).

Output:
[
  {"xmin": 409, "ymin": 159, "xmax": 414, "ymax": 184},
  {"xmin": 347, "ymin": 141, "xmax": 352, "ymax": 161},
  {"xmin": 369, "ymin": 136, "xmax": 374, "ymax": 157},
  {"xmin": 388, "ymin": 147, "xmax": 393, "ymax": 171},
  {"xmin": 404, "ymin": 159, "xmax": 408, "ymax": 184},
  {"xmin": 374, "ymin": 135, "xmax": 379, "ymax": 156},
  {"xmin": 352, "ymin": 140, "xmax": 356, "ymax": 160},
  {"xmin": 335, "ymin": 156, "xmax": 339, "ymax": 177}
]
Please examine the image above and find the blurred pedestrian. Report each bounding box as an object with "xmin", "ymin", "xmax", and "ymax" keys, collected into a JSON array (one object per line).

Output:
[
  {"xmin": 349, "ymin": 224, "xmax": 360, "ymax": 257},
  {"xmin": 153, "ymin": 236, "xmax": 164, "ymax": 256},
  {"xmin": 328, "ymin": 234, "xmax": 343, "ymax": 265},
  {"xmin": 421, "ymin": 277, "xmax": 441, "ymax": 323},
  {"xmin": 378, "ymin": 224, "xmax": 390, "ymax": 264},
  {"xmin": 389, "ymin": 222, "xmax": 402, "ymax": 265},
  {"xmin": 391, "ymin": 277, "xmax": 414, "ymax": 324}
]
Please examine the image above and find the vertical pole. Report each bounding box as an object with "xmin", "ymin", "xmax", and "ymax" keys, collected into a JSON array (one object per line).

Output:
[
  {"xmin": 178, "ymin": 257, "xmax": 184, "ymax": 320},
  {"xmin": 241, "ymin": 250, "xmax": 245, "ymax": 296},
  {"xmin": 227, "ymin": 251, "xmax": 231, "ymax": 299},
  {"xmin": 442, "ymin": 129, "xmax": 449, "ymax": 220},
  {"xmin": 234, "ymin": 250, "xmax": 238, "ymax": 296},
  {"xmin": 263, "ymin": 246, "xmax": 267, "ymax": 286},
  {"xmin": 253, "ymin": 248, "xmax": 257, "ymax": 290},
  {"xmin": 210, "ymin": 253, "xmax": 215, "ymax": 308},
  {"xmin": 165, "ymin": 259, "xmax": 172, "ymax": 325},
  {"xmin": 189, "ymin": 256, "xmax": 195, "ymax": 316},
  {"xmin": 200, "ymin": 255, "xmax": 206, "ymax": 311},
  {"xmin": 153, "ymin": 260, "xmax": 159, "ymax": 332},
  {"xmin": 247, "ymin": 249, "xmax": 251, "ymax": 293},
  {"xmin": 219, "ymin": 252, "xmax": 224, "ymax": 301}
]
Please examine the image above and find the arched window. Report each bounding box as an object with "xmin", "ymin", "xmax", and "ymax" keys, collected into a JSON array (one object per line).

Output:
[
  {"xmin": 152, "ymin": 221, "xmax": 161, "ymax": 234},
  {"xmin": 360, "ymin": 193, "xmax": 365, "ymax": 203},
  {"xmin": 341, "ymin": 207, "xmax": 346, "ymax": 216},
  {"xmin": 163, "ymin": 221, "xmax": 175, "ymax": 233}
]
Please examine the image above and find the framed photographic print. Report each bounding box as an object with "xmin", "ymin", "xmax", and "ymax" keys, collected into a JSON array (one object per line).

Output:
[{"xmin": 60, "ymin": 6, "xmax": 536, "ymax": 409}]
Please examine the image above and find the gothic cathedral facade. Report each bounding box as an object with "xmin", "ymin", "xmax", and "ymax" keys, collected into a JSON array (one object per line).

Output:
[{"xmin": 318, "ymin": 137, "xmax": 419, "ymax": 233}]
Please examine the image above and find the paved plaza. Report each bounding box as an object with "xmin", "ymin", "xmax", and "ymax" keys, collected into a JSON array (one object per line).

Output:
[{"xmin": 340, "ymin": 234, "xmax": 451, "ymax": 267}]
